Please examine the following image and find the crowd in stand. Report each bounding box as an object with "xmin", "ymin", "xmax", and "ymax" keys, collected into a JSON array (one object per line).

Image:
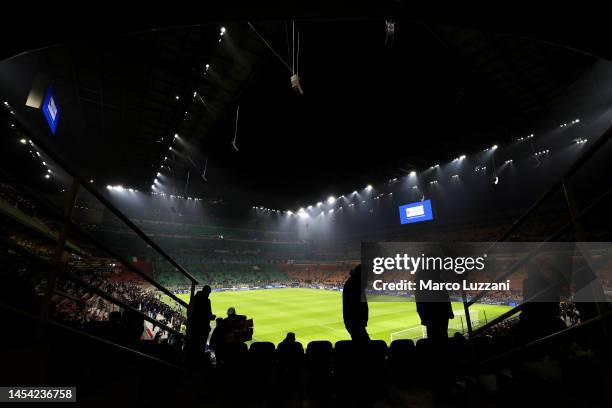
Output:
[{"xmin": 0, "ymin": 181, "xmax": 37, "ymax": 216}]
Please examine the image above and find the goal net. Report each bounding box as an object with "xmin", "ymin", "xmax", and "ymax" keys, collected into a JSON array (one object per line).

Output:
[
  {"xmin": 449, "ymin": 309, "xmax": 481, "ymax": 334},
  {"xmin": 390, "ymin": 310, "xmax": 482, "ymax": 343},
  {"xmin": 390, "ymin": 325, "xmax": 427, "ymax": 342}
]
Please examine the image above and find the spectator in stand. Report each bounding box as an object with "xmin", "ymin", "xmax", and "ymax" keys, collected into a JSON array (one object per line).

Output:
[
  {"xmin": 209, "ymin": 318, "xmax": 226, "ymax": 361},
  {"xmin": 121, "ymin": 303, "xmax": 144, "ymax": 346},
  {"xmin": 342, "ymin": 264, "xmax": 369, "ymax": 343},
  {"xmin": 189, "ymin": 285, "xmax": 215, "ymax": 354},
  {"xmin": 225, "ymin": 306, "xmax": 238, "ymax": 322},
  {"xmin": 281, "ymin": 332, "xmax": 296, "ymax": 344},
  {"xmin": 415, "ymin": 269, "xmax": 454, "ymax": 341}
]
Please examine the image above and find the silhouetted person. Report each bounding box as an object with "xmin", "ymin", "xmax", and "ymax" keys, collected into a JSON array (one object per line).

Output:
[
  {"xmin": 189, "ymin": 286, "xmax": 215, "ymax": 354},
  {"xmin": 209, "ymin": 317, "xmax": 226, "ymax": 360},
  {"xmin": 226, "ymin": 306, "xmax": 238, "ymax": 322},
  {"xmin": 343, "ymin": 265, "xmax": 369, "ymax": 342},
  {"xmin": 121, "ymin": 303, "xmax": 144, "ymax": 346},
  {"xmin": 281, "ymin": 332, "xmax": 296, "ymax": 344},
  {"xmin": 415, "ymin": 270, "xmax": 454, "ymax": 341}
]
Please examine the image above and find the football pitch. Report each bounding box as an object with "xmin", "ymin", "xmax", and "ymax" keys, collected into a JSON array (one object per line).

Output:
[{"xmin": 172, "ymin": 288, "xmax": 511, "ymax": 345}]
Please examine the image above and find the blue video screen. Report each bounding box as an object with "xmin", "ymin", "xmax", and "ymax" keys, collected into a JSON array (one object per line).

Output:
[
  {"xmin": 398, "ymin": 200, "xmax": 434, "ymax": 224},
  {"xmin": 42, "ymin": 87, "xmax": 59, "ymax": 134}
]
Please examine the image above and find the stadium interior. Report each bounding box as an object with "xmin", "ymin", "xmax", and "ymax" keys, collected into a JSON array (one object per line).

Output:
[{"xmin": 1, "ymin": 5, "xmax": 612, "ymax": 407}]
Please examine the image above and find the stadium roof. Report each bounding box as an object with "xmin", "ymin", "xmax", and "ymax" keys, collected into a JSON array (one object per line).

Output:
[{"xmin": 0, "ymin": 5, "xmax": 604, "ymax": 212}]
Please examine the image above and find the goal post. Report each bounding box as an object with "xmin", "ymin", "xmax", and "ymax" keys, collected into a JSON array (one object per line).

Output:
[
  {"xmin": 390, "ymin": 309, "xmax": 481, "ymax": 343},
  {"xmin": 390, "ymin": 325, "xmax": 426, "ymax": 343},
  {"xmin": 449, "ymin": 309, "xmax": 481, "ymax": 334}
]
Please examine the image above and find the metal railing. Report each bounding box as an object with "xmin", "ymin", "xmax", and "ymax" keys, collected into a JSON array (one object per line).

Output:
[
  {"xmin": 3, "ymin": 112, "xmax": 199, "ymax": 344},
  {"xmin": 463, "ymin": 122, "xmax": 612, "ymax": 336}
]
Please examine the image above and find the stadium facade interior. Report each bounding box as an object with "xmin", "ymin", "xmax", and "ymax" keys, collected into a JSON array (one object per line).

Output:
[{"xmin": 1, "ymin": 7, "xmax": 611, "ymax": 407}]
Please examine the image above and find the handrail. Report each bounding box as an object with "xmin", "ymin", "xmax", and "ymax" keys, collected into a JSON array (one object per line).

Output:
[
  {"xmin": 0, "ymin": 301, "xmax": 182, "ymax": 371},
  {"xmin": 9, "ymin": 115, "xmax": 198, "ymax": 285},
  {"xmin": 464, "ymin": 122, "xmax": 612, "ymax": 335},
  {"xmin": 471, "ymin": 248, "xmax": 612, "ymax": 337},
  {"xmin": 0, "ymin": 168, "xmax": 190, "ymax": 308},
  {"xmin": 467, "ymin": 187, "xmax": 612, "ymax": 307},
  {"xmin": 487, "ymin": 123, "xmax": 612, "ymax": 251},
  {"xmin": 477, "ymin": 311, "xmax": 612, "ymax": 367},
  {"xmin": 1, "ymin": 237, "xmax": 185, "ymax": 339}
]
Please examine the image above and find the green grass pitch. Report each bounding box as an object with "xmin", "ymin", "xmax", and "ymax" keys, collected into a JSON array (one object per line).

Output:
[{"xmin": 170, "ymin": 288, "xmax": 511, "ymax": 345}]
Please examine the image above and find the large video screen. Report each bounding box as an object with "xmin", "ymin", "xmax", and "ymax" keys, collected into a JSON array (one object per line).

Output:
[
  {"xmin": 398, "ymin": 199, "xmax": 434, "ymax": 224},
  {"xmin": 42, "ymin": 87, "xmax": 59, "ymax": 134}
]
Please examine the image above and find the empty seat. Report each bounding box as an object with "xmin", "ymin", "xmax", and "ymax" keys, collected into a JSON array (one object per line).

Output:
[
  {"xmin": 389, "ymin": 339, "xmax": 416, "ymax": 384},
  {"xmin": 306, "ymin": 341, "xmax": 333, "ymax": 396},
  {"xmin": 249, "ymin": 341, "xmax": 276, "ymax": 368},
  {"xmin": 306, "ymin": 341, "xmax": 333, "ymax": 366},
  {"xmin": 277, "ymin": 341, "xmax": 304, "ymax": 372},
  {"xmin": 250, "ymin": 341, "xmax": 276, "ymax": 354},
  {"xmin": 247, "ymin": 342, "xmax": 277, "ymax": 397}
]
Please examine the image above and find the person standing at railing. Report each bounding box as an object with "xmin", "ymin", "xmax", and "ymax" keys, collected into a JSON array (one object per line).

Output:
[{"xmin": 188, "ymin": 285, "xmax": 216, "ymax": 355}]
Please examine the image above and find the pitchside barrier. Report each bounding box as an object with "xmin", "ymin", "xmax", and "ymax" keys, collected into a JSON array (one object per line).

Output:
[{"xmin": 390, "ymin": 309, "xmax": 482, "ymax": 342}]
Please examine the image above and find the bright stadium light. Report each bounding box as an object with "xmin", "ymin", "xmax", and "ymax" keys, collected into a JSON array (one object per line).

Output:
[
  {"xmin": 286, "ymin": 210, "xmax": 293, "ymax": 215},
  {"xmin": 106, "ymin": 185, "xmax": 112, "ymax": 190},
  {"xmin": 169, "ymin": 146, "xmax": 173, "ymax": 151},
  {"xmin": 174, "ymin": 133, "xmax": 179, "ymax": 139},
  {"xmin": 19, "ymin": 138, "xmax": 27, "ymax": 144},
  {"xmin": 409, "ymin": 171, "xmax": 416, "ymax": 177},
  {"xmin": 44, "ymin": 174, "xmax": 50, "ymax": 179},
  {"xmin": 220, "ymin": 27, "xmax": 226, "ymax": 35},
  {"xmin": 317, "ymin": 202, "xmax": 323, "ymax": 207},
  {"xmin": 492, "ymin": 144, "xmax": 498, "ymax": 150},
  {"xmin": 365, "ymin": 185, "xmax": 373, "ymax": 191},
  {"xmin": 352, "ymin": 191, "xmax": 358, "ymax": 195},
  {"xmin": 307, "ymin": 205, "xmax": 313, "ymax": 210},
  {"xmin": 327, "ymin": 196, "xmax": 336, "ymax": 204}
]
